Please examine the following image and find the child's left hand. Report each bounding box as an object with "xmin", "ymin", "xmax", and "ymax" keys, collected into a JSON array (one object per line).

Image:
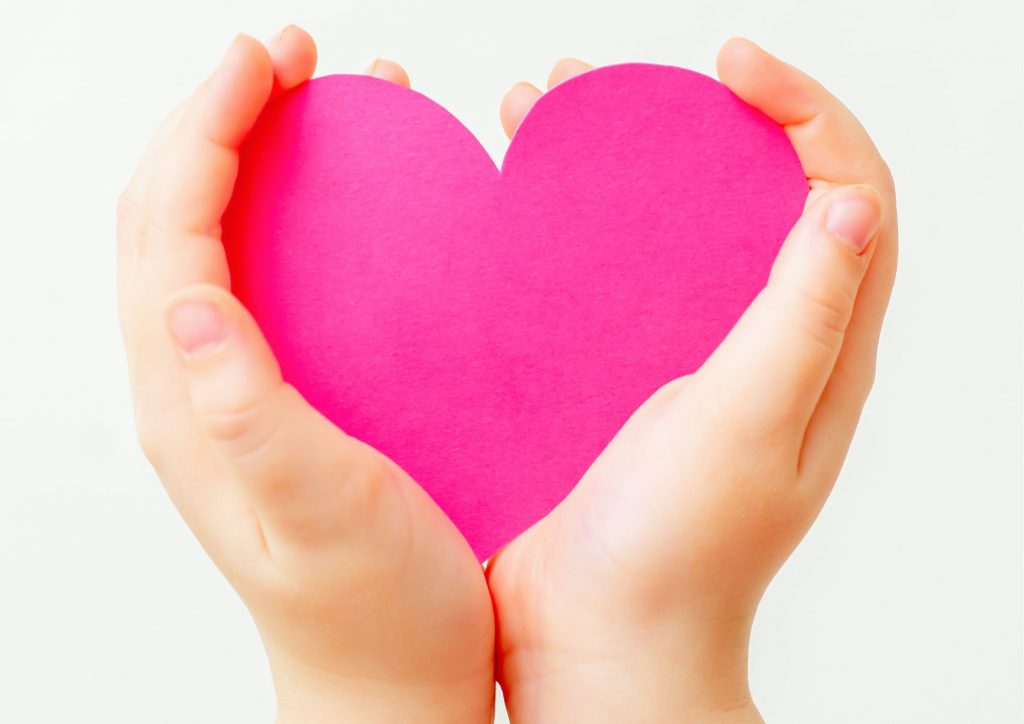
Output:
[
  {"xmin": 117, "ymin": 27, "xmax": 495, "ymax": 724},
  {"xmin": 488, "ymin": 39, "xmax": 898, "ymax": 723}
]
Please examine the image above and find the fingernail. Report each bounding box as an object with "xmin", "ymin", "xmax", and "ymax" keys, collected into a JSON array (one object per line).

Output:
[
  {"xmin": 167, "ymin": 299, "xmax": 228, "ymax": 357},
  {"xmin": 825, "ymin": 188, "xmax": 882, "ymax": 254},
  {"xmin": 365, "ymin": 57, "xmax": 381, "ymax": 76},
  {"xmin": 267, "ymin": 25, "xmax": 293, "ymax": 46}
]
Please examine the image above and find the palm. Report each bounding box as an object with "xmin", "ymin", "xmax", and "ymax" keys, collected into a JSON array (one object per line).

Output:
[{"xmin": 487, "ymin": 376, "xmax": 794, "ymax": 686}]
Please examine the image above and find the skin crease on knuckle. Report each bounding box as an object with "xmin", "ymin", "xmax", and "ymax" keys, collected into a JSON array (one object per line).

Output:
[
  {"xmin": 198, "ymin": 390, "xmax": 284, "ymax": 458},
  {"xmin": 115, "ymin": 190, "xmax": 152, "ymax": 267},
  {"xmin": 793, "ymin": 282, "xmax": 856, "ymax": 352}
]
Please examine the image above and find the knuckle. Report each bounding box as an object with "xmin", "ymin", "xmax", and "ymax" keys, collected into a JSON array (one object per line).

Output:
[
  {"xmin": 342, "ymin": 455, "xmax": 392, "ymax": 511},
  {"xmin": 857, "ymin": 362, "xmax": 878, "ymax": 398},
  {"xmin": 795, "ymin": 283, "xmax": 854, "ymax": 352},
  {"xmin": 854, "ymin": 156, "xmax": 896, "ymax": 197},
  {"xmin": 836, "ymin": 357, "xmax": 878, "ymax": 405},
  {"xmin": 116, "ymin": 190, "xmax": 140, "ymax": 236},
  {"xmin": 116, "ymin": 189, "xmax": 153, "ymax": 257},
  {"xmin": 116, "ymin": 186, "xmax": 174, "ymax": 260},
  {"xmin": 115, "ymin": 189, "xmax": 138, "ymax": 225},
  {"xmin": 199, "ymin": 391, "xmax": 282, "ymax": 459},
  {"xmin": 688, "ymin": 373, "xmax": 740, "ymax": 430},
  {"xmin": 689, "ymin": 378, "xmax": 735, "ymax": 432},
  {"xmin": 879, "ymin": 158, "xmax": 895, "ymax": 190},
  {"xmin": 134, "ymin": 415, "xmax": 169, "ymax": 472},
  {"xmin": 872, "ymin": 155, "xmax": 895, "ymax": 187},
  {"xmin": 650, "ymin": 375, "xmax": 695, "ymax": 409}
]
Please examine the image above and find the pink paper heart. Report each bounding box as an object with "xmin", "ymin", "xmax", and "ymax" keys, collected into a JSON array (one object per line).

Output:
[{"xmin": 223, "ymin": 64, "xmax": 807, "ymax": 560}]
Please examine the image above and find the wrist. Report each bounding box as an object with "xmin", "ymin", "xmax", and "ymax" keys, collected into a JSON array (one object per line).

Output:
[
  {"xmin": 499, "ymin": 613, "xmax": 759, "ymax": 723},
  {"xmin": 271, "ymin": 656, "xmax": 495, "ymax": 724}
]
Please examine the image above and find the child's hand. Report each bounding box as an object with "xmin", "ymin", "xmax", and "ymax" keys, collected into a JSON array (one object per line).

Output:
[
  {"xmin": 488, "ymin": 39, "xmax": 897, "ymax": 722},
  {"xmin": 117, "ymin": 28, "xmax": 494, "ymax": 724}
]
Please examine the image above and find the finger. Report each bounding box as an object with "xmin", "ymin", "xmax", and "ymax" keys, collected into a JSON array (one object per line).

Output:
[
  {"xmin": 547, "ymin": 57, "xmax": 593, "ymax": 89},
  {"xmin": 127, "ymin": 34, "xmax": 273, "ymax": 234},
  {"xmin": 499, "ymin": 82, "xmax": 542, "ymax": 139},
  {"xmin": 164, "ymin": 285, "xmax": 392, "ymax": 543},
  {"xmin": 716, "ymin": 38, "xmax": 890, "ymax": 188},
  {"xmin": 266, "ymin": 24, "xmax": 318, "ymax": 97},
  {"xmin": 499, "ymin": 59, "xmax": 593, "ymax": 139},
  {"xmin": 118, "ymin": 34, "xmax": 275, "ymax": 428},
  {"xmin": 118, "ymin": 33, "xmax": 273, "ymax": 327},
  {"xmin": 717, "ymin": 38, "xmax": 898, "ymax": 477},
  {"xmin": 366, "ymin": 57, "xmax": 411, "ymax": 88},
  {"xmin": 694, "ymin": 185, "xmax": 883, "ymax": 441}
]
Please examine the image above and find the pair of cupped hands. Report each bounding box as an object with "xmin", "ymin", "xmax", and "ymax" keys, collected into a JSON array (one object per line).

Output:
[{"xmin": 117, "ymin": 25, "xmax": 897, "ymax": 723}]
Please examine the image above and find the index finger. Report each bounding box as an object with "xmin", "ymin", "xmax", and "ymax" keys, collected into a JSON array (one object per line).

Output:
[
  {"xmin": 118, "ymin": 34, "xmax": 274, "ymax": 253},
  {"xmin": 117, "ymin": 32, "xmax": 319, "ymax": 480},
  {"xmin": 716, "ymin": 38, "xmax": 898, "ymax": 483},
  {"xmin": 716, "ymin": 37, "xmax": 894, "ymax": 192}
]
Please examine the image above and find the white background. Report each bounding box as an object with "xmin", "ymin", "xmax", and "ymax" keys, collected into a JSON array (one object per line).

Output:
[{"xmin": 1, "ymin": 1, "xmax": 1020, "ymax": 722}]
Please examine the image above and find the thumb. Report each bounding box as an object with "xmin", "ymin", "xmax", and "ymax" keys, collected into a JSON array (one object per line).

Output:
[
  {"xmin": 696, "ymin": 184, "xmax": 883, "ymax": 436},
  {"xmin": 163, "ymin": 284, "xmax": 388, "ymax": 541}
]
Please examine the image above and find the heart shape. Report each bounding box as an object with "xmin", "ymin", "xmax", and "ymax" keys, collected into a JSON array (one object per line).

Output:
[{"xmin": 223, "ymin": 64, "xmax": 807, "ymax": 560}]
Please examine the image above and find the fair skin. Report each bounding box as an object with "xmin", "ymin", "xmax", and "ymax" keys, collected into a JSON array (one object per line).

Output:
[
  {"xmin": 489, "ymin": 44, "xmax": 897, "ymax": 723},
  {"xmin": 118, "ymin": 25, "xmax": 896, "ymax": 724},
  {"xmin": 117, "ymin": 27, "xmax": 492, "ymax": 724}
]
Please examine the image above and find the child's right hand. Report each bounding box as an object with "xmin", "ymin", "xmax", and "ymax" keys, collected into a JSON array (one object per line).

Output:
[{"xmin": 116, "ymin": 27, "xmax": 495, "ymax": 724}]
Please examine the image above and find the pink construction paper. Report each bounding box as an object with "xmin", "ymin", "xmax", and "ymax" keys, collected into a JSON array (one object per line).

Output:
[{"xmin": 223, "ymin": 64, "xmax": 807, "ymax": 560}]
